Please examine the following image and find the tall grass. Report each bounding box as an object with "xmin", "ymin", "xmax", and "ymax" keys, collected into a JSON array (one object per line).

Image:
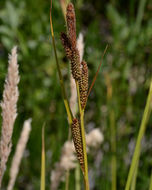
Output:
[
  {"xmin": 125, "ymin": 79, "xmax": 152, "ymax": 190},
  {"xmin": 41, "ymin": 125, "xmax": 45, "ymax": 190}
]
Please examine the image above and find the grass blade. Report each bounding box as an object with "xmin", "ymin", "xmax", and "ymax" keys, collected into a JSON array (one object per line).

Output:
[
  {"xmin": 149, "ymin": 171, "xmax": 152, "ymax": 190},
  {"xmin": 125, "ymin": 79, "xmax": 152, "ymax": 190},
  {"xmin": 87, "ymin": 45, "xmax": 108, "ymax": 98},
  {"xmin": 130, "ymin": 159, "xmax": 139, "ymax": 190},
  {"xmin": 41, "ymin": 124, "xmax": 45, "ymax": 190},
  {"xmin": 105, "ymin": 73, "xmax": 117, "ymax": 190},
  {"xmin": 75, "ymin": 163, "xmax": 81, "ymax": 190}
]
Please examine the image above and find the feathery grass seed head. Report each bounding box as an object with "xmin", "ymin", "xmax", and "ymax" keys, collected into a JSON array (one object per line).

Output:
[
  {"xmin": 0, "ymin": 46, "xmax": 19, "ymax": 187},
  {"xmin": 77, "ymin": 33, "xmax": 84, "ymax": 62},
  {"xmin": 7, "ymin": 119, "xmax": 31, "ymax": 190}
]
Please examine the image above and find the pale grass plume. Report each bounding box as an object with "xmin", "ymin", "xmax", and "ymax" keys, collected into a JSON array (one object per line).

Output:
[
  {"xmin": 7, "ymin": 119, "xmax": 32, "ymax": 190},
  {"xmin": 50, "ymin": 141, "xmax": 76, "ymax": 190},
  {"xmin": 77, "ymin": 33, "xmax": 84, "ymax": 63},
  {"xmin": 70, "ymin": 75, "xmax": 77, "ymax": 116},
  {"xmin": 50, "ymin": 128, "xmax": 103, "ymax": 190},
  {"xmin": 70, "ymin": 33, "xmax": 84, "ymax": 116},
  {"xmin": 0, "ymin": 46, "xmax": 19, "ymax": 187},
  {"xmin": 86, "ymin": 128, "xmax": 104, "ymax": 148}
]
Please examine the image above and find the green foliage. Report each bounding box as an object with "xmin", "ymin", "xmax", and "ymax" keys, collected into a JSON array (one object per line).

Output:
[{"xmin": 0, "ymin": 0, "xmax": 152, "ymax": 189}]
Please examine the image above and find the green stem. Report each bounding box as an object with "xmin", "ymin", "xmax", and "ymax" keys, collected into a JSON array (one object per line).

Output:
[
  {"xmin": 65, "ymin": 127, "xmax": 71, "ymax": 190},
  {"xmin": 110, "ymin": 110, "xmax": 117, "ymax": 190},
  {"xmin": 135, "ymin": 0, "xmax": 147, "ymax": 33},
  {"xmin": 75, "ymin": 163, "xmax": 81, "ymax": 190},
  {"xmin": 130, "ymin": 159, "xmax": 139, "ymax": 190},
  {"xmin": 76, "ymin": 81, "xmax": 89, "ymax": 190},
  {"xmin": 125, "ymin": 80, "xmax": 152, "ymax": 190},
  {"xmin": 41, "ymin": 125, "xmax": 45, "ymax": 190},
  {"xmin": 149, "ymin": 171, "xmax": 152, "ymax": 190},
  {"xmin": 65, "ymin": 171, "xmax": 70, "ymax": 190}
]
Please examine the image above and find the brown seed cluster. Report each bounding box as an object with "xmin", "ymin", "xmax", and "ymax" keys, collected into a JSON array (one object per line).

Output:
[
  {"xmin": 71, "ymin": 118, "xmax": 84, "ymax": 173},
  {"xmin": 60, "ymin": 32, "xmax": 72, "ymax": 60},
  {"xmin": 66, "ymin": 3, "xmax": 76, "ymax": 48},
  {"xmin": 61, "ymin": 2, "xmax": 89, "ymax": 108},
  {"xmin": 61, "ymin": 3, "xmax": 82, "ymax": 81},
  {"xmin": 79, "ymin": 61, "xmax": 88, "ymax": 109}
]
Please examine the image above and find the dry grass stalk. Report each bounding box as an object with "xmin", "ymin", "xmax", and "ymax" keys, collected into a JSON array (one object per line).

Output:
[
  {"xmin": 0, "ymin": 46, "xmax": 19, "ymax": 187},
  {"xmin": 7, "ymin": 119, "xmax": 32, "ymax": 190}
]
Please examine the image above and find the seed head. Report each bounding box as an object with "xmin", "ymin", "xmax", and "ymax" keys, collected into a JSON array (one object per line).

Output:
[
  {"xmin": 71, "ymin": 118, "xmax": 84, "ymax": 173},
  {"xmin": 79, "ymin": 61, "xmax": 89, "ymax": 109},
  {"xmin": 70, "ymin": 48, "xmax": 82, "ymax": 80},
  {"xmin": 66, "ymin": 3, "xmax": 76, "ymax": 48},
  {"xmin": 60, "ymin": 32, "xmax": 72, "ymax": 60}
]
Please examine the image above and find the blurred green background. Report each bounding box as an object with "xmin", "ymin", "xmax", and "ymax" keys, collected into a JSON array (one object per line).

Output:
[{"xmin": 0, "ymin": 0, "xmax": 152, "ymax": 189}]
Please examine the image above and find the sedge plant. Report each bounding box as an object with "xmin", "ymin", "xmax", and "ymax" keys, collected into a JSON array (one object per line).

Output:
[{"xmin": 50, "ymin": 2, "xmax": 107, "ymax": 189}]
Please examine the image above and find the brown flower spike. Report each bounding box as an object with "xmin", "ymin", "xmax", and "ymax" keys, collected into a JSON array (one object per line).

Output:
[
  {"xmin": 79, "ymin": 61, "xmax": 89, "ymax": 109},
  {"xmin": 60, "ymin": 32, "xmax": 81, "ymax": 80},
  {"xmin": 71, "ymin": 118, "xmax": 84, "ymax": 173},
  {"xmin": 61, "ymin": 3, "xmax": 82, "ymax": 81},
  {"xmin": 60, "ymin": 32, "xmax": 72, "ymax": 60},
  {"xmin": 66, "ymin": 3, "xmax": 76, "ymax": 48}
]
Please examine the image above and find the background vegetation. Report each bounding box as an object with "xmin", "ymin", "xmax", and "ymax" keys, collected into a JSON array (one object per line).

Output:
[{"xmin": 0, "ymin": 0, "xmax": 152, "ymax": 189}]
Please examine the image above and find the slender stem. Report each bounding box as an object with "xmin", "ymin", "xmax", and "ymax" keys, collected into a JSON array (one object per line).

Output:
[
  {"xmin": 50, "ymin": 8, "xmax": 73, "ymax": 125},
  {"xmin": 149, "ymin": 171, "xmax": 152, "ymax": 190},
  {"xmin": 65, "ymin": 127, "xmax": 71, "ymax": 190},
  {"xmin": 87, "ymin": 45, "xmax": 108, "ymax": 99},
  {"xmin": 110, "ymin": 110, "xmax": 117, "ymax": 190},
  {"xmin": 65, "ymin": 171, "xmax": 70, "ymax": 190},
  {"xmin": 75, "ymin": 163, "xmax": 81, "ymax": 190},
  {"xmin": 76, "ymin": 81, "xmax": 89, "ymax": 190},
  {"xmin": 105, "ymin": 73, "xmax": 117, "ymax": 190},
  {"xmin": 130, "ymin": 159, "xmax": 139, "ymax": 190},
  {"xmin": 125, "ymin": 80, "xmax": 152, "ymax": 190},
  {"xmin": 41, "ymin": 125, "xmax": 45, "ymax": 190},
  {"xmin": 135, "ymin": 0, "xmax": 147, "ymax": 33}
]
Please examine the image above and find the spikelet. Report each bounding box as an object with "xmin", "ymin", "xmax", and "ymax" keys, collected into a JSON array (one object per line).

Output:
[
  {"xmin": 66, "ymin": 3, "xmax": 76, "ymax": 48},
  {"xmin": 71, "ymin": 118, "xmax": 84, "ymax": 173},
  {"xmin": 60, "ymin": 32, "xmax": 73, "ymax": 60},
  {"xmin": 60, "ymin": 3, "xmax": 82, "ymax": 81},
  {"xmin": 70, "ymin": 48, "xmax": 81, "ymax": 80},
  {"xmin": 79, "ymin": 61, "xmax": 89, "ymax": 109},
  {"xmin": 60, "ymin": 33, "xmax": 81, "ymax": 80}
]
